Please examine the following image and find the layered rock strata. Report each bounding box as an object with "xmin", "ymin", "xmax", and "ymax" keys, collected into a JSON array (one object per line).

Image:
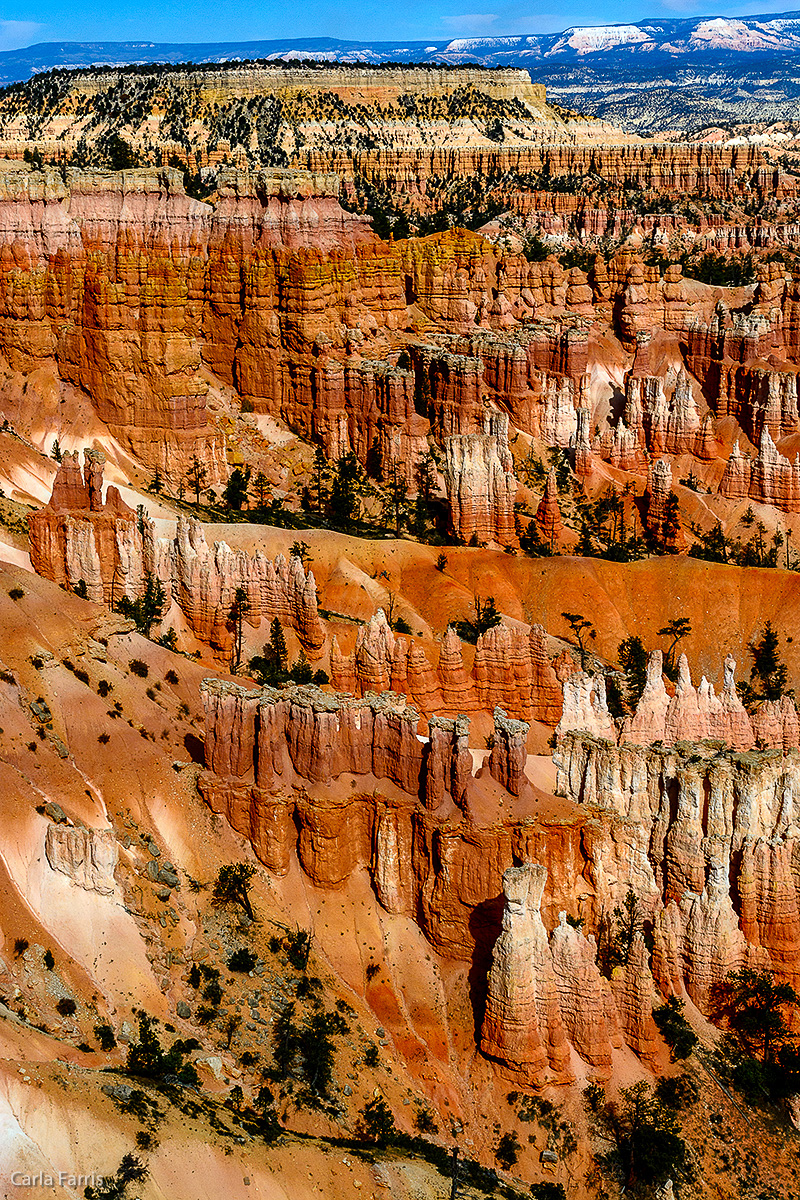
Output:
[
  {"xmin": 643, "ymin": 459, "xmax": 682, "ymax": 549},
  {"xmin": 480, "ymin": 863, "xmax": 574, "ymax": 1086},
  {"xmin": 202, "ymin": 678, "xmax": 520, "ymax": 811},
  {"xmin": 719, "ymin": 428, "xmax": 800, "ymax": 512},
  {"xmin": 554, "ymin": 730, "xmax": 800, "ymax": 999},
  {"xmin": 556, "ymin": 648, "xmax": 788, "ymax": 752},
  {"xmin": 535, "ymin": 468, "xmax": 563, "ymax": 543},
  {"xmin": 199, "ymin": 660, "xmax": 800, "ymax": 1078}
]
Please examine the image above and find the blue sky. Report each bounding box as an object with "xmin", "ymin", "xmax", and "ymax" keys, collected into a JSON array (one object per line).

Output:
[{"xmin": 0, "ymin": 0, "xmax": 796, "ymax": 51}]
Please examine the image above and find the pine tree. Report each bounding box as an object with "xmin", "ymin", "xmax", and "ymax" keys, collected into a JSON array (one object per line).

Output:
[
  {"xmin": 562, "ymin": 612, "xmax": 596, "ymax": 669},
  {"xmin": 186, "ymin": 455, "xmax": 207, "ymax": 506},
  {"xmin": 313, "ymin": 445, "xmax": 329, "ymax": 513},
  {"xmin": 749, "ymin": 621, "xmax": 789, "ymax": 702},
  {"xmin": 254, "ymin": 470, "xmax": 269, "ymax": 507},
  {"xmin": 618, "ymin": 636, "xmax": 648, "ymax": 706},
  {"xmin": 382, "ymin": 464, "xmax": 408, "ymax": 536},
  {"xmin": 661, "ymin": 491, "xmax": 681, "ymax": 548},
  {"xmin": 657, "ymin": 617, "xmax": 691, "ymax": 679},
  {"xmin": 223, "ymin": 466, "xmax": 251, "ymax": 511},
  {"xmin": 248, "ymin": 618, "xmax": 288, "ymax": 686},
  {"xmin": 330, "ymin": 452, "xmax": 362, "ymax": 530},
  {"xmin": 212, "ymin": 862, "xmax": 256, "ymax": 920},
  {"xmin": 229, "ymin": 586, "xmax": 250, "ymax": 672}
]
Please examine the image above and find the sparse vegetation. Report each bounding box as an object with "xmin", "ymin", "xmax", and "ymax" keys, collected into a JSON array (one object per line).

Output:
[
  {"xmin": 116, "ymin": 574, "xmax": 166, "ymax": 637},
  {"xmin": 125, "ymin": 1011, "xmax": 199, "ymax": 1086},
  {"xmin": 562, "ymin": 611, "xmax": 596, "ymax": 670},
  {"xmin": 228, "ymin": 947, "xmax": 257, "ymax": 972},
  {"xmin": 597, "ymin": 887, "xmax": 642, "ymax": 978},
  {"xmin": 450, "ymin": 595, "xmax": 501, "ymax": 644},
  {"xmin": 653, "ymin": 996, "xmax": 698, "ymax": 1060},
  {"xmin": 94, "ymin": 1022, "xmax": 117, "ymax": 1051},
  {"xmin": 712, "ymin": 968, "xmax": 800, "ymax": 1100},
  {"xmin": 85, "ymin": 1153, "xmax": 148, "ymax": 1200},
  {"xmin": 212, "ymin": 863, "xmax": 257, "ymax": 921}
]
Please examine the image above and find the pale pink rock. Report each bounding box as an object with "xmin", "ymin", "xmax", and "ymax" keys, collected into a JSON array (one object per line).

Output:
[
  {"xmin": 550, "ymin": 912, "xmax": 615, "ymax": 1071},
  {"xmin": 621, "ymin": 651, "xmax": 671, "ymax": 744},
  {"xmin": 556, "ymin": 670, "xmax": 617, "ymax": 742},
  {"xmin": 45, "ymin": 824, "xmax": 118, "ymax": 895},
  {"xmin": 488, "ymin": 707, "xmax": 530, "ymax": 797},
  {"xmin": 535, "ymin": 468, "xmax": 563, "ymax": 543},
  {"xmin": 443, "ymin": 411, "xmax": 518, "ymax": 547},
  {"xmin": 30, "ymin": 454, "xmax": 325, "ymax": 655}
]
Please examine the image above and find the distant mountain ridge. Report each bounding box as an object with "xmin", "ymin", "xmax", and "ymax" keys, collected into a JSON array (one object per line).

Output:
[{"xmin": 2, "ymin": 11, "xmax": 800, "ymax": 85}]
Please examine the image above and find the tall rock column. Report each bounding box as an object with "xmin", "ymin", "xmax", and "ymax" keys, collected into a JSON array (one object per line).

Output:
[
  {"xmin": 535, "ymin": 467, "xmax": 563, "ymax": 544},
  {"xmin": 489, "ymin": 707, "xmax": 529, "ymax": 796},
  {"xmin": 443, "ymin": 410, "xmax": 518, "ymax": 547},
  {"xmin": 480, "ymin": 863, "xmax": 573, "ymax": 1086}
]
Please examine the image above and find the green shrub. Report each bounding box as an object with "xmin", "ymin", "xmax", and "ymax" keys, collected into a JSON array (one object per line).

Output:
[
  {"xmin": 653, "ymin": 996, "xmax": 698, "ymax": 1060},
  {"xmin": 495, "ymin": 1130, "xmax": 520, "ymax": 1169},
  {"xmin": 228, "ymin": 948, "xmax": 257, "ymax": 973},
  {"xmin": 94, "ymin": 1022, "xmax": 117, "ymax": 1051},
  {"xmin": 655, "ymin": 1072, "xmax": 699, "ymax": 1110},
  {"xmin": 531, "ymin": 1185, "xmax": 566, "ymax": 1200},
  {"xmin": 357, "ymin": 1096, "xmax": 396, "ymax": 1145}
]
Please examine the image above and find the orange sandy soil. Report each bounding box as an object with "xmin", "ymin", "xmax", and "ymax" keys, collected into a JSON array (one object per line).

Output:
[
  {"xmin": 190, "ymin": 522, "xmax": 800, "ymax": 696},
  {"xmin": 0, "ymin": 564, "xmax": 796, "ymax": 1198}
]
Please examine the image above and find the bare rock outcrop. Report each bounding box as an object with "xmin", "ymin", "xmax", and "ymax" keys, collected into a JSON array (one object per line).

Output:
[
  {"xmin": 555, "ymin": 730, "xmax": 800, "ymax": 1002},
  {"xmin": 561, "ymin": 649, "xmax": 756, "ymax": 752},
  {"xmin": 29, "ymin": 452, "xmax": 324, "ymax": 656},
  {"xmin": 535, "ymin": 468, "xmax": 563, "ymax": 543},
  {"xmin": 643, "ymin": 459, "xmax": 682, "ymax": 550},
  {"xmin": 45, "ymin": 824, "xmax": 118, "ymax": 895},
  {"xmin": 332, "ymin": 615, "xmax": 563, "ymax": 725},
  {"xmin": 556, "ymin": 670, "xmax": 616, "ymax": 742},
  {"xmin": 443, "ymin": 411, "xmax": 518, "ymax": 547},
  {"xmin": 480, "ymin": 864, "xmax": 573, "ymax": 1086},
  {"xmin": 719, "ymin": 428, "xmax": 800, "ymax": 513},
  {"xmin": 488, "ymin": 707, "xmax": 530, "ymax": 796}
]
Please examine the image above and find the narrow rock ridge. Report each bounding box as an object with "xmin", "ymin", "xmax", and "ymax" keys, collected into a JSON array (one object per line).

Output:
[
  {"xmin": 556, "ymin": 647, "xmax": 798, "ymax": 752},
  {"xmin": 28, "ymin": 450, "xmax": 324, "ymax": 656},
  {"xmin": 331, "ymin": 614, "xmax": 563, "ymax": 724},
  {"xmin": 201, "ymin": 677, "xmax": 506, "ymax": 809}
]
